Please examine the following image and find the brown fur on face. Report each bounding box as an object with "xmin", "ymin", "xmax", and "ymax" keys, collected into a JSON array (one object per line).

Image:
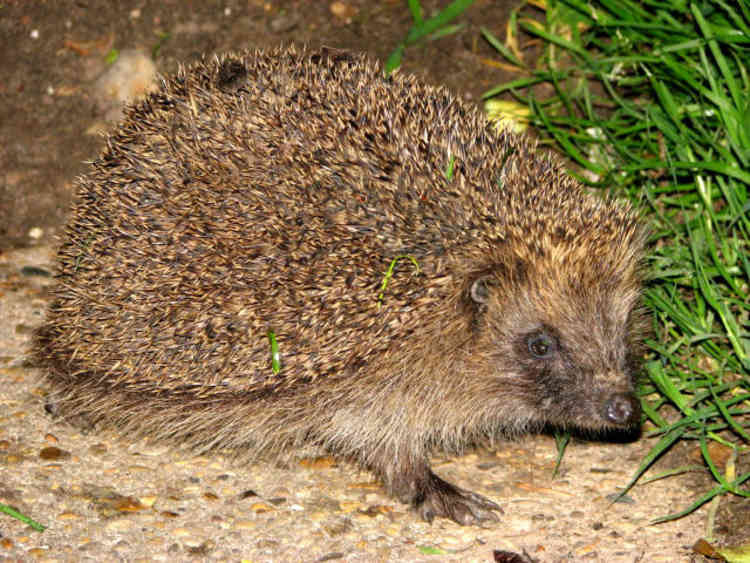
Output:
[{"xmin": 36, "ymin": 45, "xmax": 647, "ymax": 525}]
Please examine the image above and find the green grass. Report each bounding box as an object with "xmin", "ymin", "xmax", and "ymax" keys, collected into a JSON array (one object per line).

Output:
[
  {"xmin": 0, "ymin": 502, "xmax": 45, "ymax": 532},
  {"xmin": 385, "ymin": 0, "xmax": 476, "ymax": 74},
  {"xmin": 377, "ymin": 255, "xmax": 421, "ymax": 308},
  {"xmin": 483, "ymin": 0, "xmax": 750, "ymax": 522}
]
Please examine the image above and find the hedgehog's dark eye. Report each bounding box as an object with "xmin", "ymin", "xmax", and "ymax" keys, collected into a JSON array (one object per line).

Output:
[{"xmin": 527, "ymin": 331, "xmax": 557, "ymax": 359}]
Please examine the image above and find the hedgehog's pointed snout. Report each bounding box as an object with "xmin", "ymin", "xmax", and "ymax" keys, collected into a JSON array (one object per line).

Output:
[{"xmin": 603, "ymin": 392, "xmax": 641, "ymax": 426}]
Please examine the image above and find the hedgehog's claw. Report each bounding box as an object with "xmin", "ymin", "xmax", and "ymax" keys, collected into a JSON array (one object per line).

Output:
[{"xmin": 415, "ymin": 470, "xmax": 502, "ymax": 525}]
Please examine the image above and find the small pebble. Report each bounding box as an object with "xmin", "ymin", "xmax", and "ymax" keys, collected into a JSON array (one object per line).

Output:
[
  {"xmin": 126, "ymin": 464, "xmax": 152, "ymax": 473},
  {"xmin": 0, "ymin": 538, "xmax": 15, "ymax": 549},
  {"xmin": 1, "ymin": 454, "xmax": 22, "ymax": 464},
  {"xmin": 105, "ymin": 518, "xmax": 137, "ymax": 532},
  {"xmin": 384, "ymin": 524, "xmax": 401, "ymax": 537},
  {"xmin": 250, "ymin": 502, "xmax": 273, "ymax": 514},
  {"xmin": 618, "ymin": 522, "xmax": 638, "ymax": 534},
  {"xmin": 318, "ymin": 552, "xmax": 345, "ymax": 561},
  {"xmin": 350, "ymin": 482, "xmax": 381, "ymax": 491},
  {"xmin": 57, "ymin": 511, "xmax": 82, "ymax": 521},
  {"xmin": 89, "ymin": 443, "xmax": 108, "ymax": 455},
  {"xmin": 21, "ymin": 266, "xmax": 52, "ymax": 278},
  {"xmin": 269, "ymin": 14, "xmax": 299, "ymax": 32},
  {"xmin": 133, "ymin": 444, "xmax": 169, "ymax": 457},
  {"xmin": 308, "ymin": 511, "xmax": 327, "ymax": 523},
  {"xmin": 39, "ymin": 446, "xmax": 70, "ymax": 461},
  {"xmin": 114, "ymin": 497, "xmax": 145, "ymax": 513},
  {"xmin": 352, "ymin": 512, "xmax": 372, "ymax": 524},
  {"xmin": 27, "ymin": 227, "xmax": 44, "ymax": 239},
  {"xmin": 508, "ymin": 517, "xmax": 532, "ymax": 533},
  {"xmin": 358, "ymin": 504, "xmax": 392, "ymax": 518},
  {"xmin": 329, "ymin": 1, "xmax": 356, "ymax": 19},
  {"xmin": 112, "ymin": 539, "xmax": 132, "ymax": 553},
  {"xmin": 338, "ymin": 501, "xmax": 360, "ymax": 513},
  {"xmin": 187, "ymin": 540, "xmax": 215, "ymax": 555},
  {"xmin": 93, "ymin": 49, "xmax": 158, "ymax": 123},
  {"xmin": 299, "ymin": 456, "xmax": 336, "ymax": 468}
]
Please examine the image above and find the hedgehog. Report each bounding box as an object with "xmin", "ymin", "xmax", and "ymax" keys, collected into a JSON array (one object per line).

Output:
[{"xmin": 36, "ymin": 45, "xmax": 646, "ymax": 525}]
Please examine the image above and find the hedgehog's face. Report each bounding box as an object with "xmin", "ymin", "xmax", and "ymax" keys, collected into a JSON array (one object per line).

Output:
[{"xmin": 466, "ymin": 266, "xmax": 644, "ymax": 433}]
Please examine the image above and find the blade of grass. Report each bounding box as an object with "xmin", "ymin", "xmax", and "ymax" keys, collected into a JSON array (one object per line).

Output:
[
  {"xmin": 386, "ymin": 0, "xmax": 475, "ymax": 75},
  {"xmin": 404, "ymin": 0, "xmax": 475, "ymax": 44},
  {"xmin": 651, "ymin": 470, "xmax": 750, "ymax": 523},
  {"xmin": 533, "ymin": 98, "xmax": 608, "ymax": 175},
  {"xmin": 617, "ymin": 427, "xmax": 686, "ymax": 498},
  {"xmin": 407, "ymin": 0, "xmax": 423, "ymax": 24},
  {"xmin": 0, "ymin": 503, "xmax": 45, "ymax": 532},
  {"xmin": 710, "ymin": 384, "xmax": 750, "ymax": 442},
  {"xmin": 691, "ymin": 3, "xmax": 743, "ymax": 111},
  {"xmin": 480, "ymin": 26, "xmax": 526, "ymax": 69},
  {"xmin": 519, "ymin": 20, "xmax": 593, "ymax": 64}
]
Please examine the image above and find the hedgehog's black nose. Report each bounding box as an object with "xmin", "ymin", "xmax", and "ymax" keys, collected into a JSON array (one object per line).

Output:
[{"xmin": 603, "ymin": 392, "xmax": 641, "ymax": 426}]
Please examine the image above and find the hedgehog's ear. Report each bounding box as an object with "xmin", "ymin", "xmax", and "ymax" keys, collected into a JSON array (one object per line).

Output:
[{"xmin": 470, "ymin": 276, "xmax": 492, "ymax": 305}]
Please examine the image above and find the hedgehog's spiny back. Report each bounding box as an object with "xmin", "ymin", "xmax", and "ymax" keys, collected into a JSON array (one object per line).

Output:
[{"xmin": 40, "ymin": 45, "xmax": 642, "ymax": 401}]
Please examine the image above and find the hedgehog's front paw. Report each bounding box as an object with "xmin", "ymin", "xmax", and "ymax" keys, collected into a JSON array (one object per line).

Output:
[{"xmin": 415, "ymin": 471, "xmax": 502, "ymax": 525}]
